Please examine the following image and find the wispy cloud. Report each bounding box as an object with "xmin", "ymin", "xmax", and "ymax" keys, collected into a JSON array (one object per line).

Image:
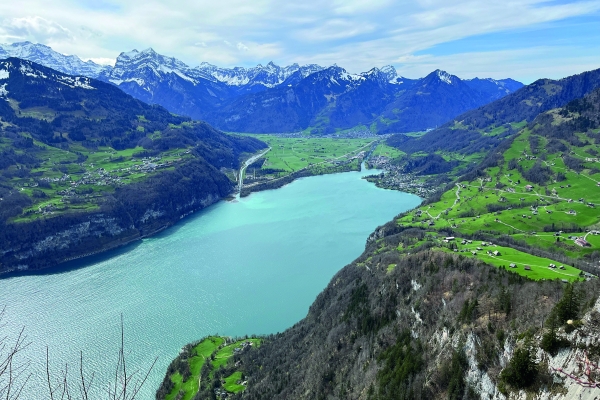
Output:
[
  {"xmin": 0, "ymin": 0, "xmax": 598, "ymax": 81},
  {"xmin": 0, "ymin": 16, "xmax": 73, "ymax": 43}
]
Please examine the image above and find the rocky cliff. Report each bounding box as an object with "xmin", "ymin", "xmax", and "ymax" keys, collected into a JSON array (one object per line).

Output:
[
  {"xmin": 0, "ymin": 161, "xmax": 230, "ymax": 275},
  {"xmin": 165, "ymin": 225, "xmax": 599, "ymax": 400}
]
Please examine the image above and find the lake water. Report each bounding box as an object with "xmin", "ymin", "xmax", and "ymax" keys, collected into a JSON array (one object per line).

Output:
[{"xmin": 0, "ymin": 168, "xmax": 421, "ymax": 398}]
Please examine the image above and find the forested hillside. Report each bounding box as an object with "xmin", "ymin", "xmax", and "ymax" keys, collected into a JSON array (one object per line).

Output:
[
  {"xmin": 0, "ymin": 58, "xmax": 266, "ymax": 273},
  {"xmin": 158, "ymin": 76, "xmax": 600, "ymax": 400},
  {"xmin": 389, "ymin": 67, "xmax": 600, "ymax": 155},
  {"xmin": 161, "ymin": 236, "xmax": 599, "ymax": 399}
]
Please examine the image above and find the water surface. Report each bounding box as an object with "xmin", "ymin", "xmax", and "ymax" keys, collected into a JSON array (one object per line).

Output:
[{"xmin": 0, "ymin": 168, "xmax": 421, "ymax": 398}]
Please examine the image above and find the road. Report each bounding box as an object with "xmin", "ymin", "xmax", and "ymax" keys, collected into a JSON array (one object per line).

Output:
[
  {"xmin": 240, "ymin": 140, "xmax": 378, "ymax": 192},
  {"xmin": 238, "ymin": 147, "xmax": 271, "ymax": 193}
]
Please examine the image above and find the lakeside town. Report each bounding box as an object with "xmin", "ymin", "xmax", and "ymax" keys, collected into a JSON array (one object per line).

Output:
[{"xmin": 365, "ymin": 154, "xmax": 439, "ymax": 197}]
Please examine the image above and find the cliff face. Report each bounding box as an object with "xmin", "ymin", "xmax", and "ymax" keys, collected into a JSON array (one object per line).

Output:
[
  {"xmin": 0, "ymin": 165, "xmax": 228, "ymax": 275},
  {"xmin": 221, "ymin": 228, "xmax": 600, "ymax": 400}
]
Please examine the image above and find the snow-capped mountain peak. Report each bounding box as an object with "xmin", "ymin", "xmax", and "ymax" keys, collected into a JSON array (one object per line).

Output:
[
  {"xmin": 194, "ymin": 60, "xmax": 324, "ymax": 88},
  {"xmin": 0, "ymin": 41, "xmax": 110, "ymax": 78},
  {"xmin": 435, "ymin": 69, "xmax": 455, "ymax": 85},
  {"xmin": 380, "ymin": 65, "xmax": 401, "ymax": 84}
]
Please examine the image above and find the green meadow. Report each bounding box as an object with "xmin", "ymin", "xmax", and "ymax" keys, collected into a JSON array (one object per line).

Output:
[
  {"xmin": 251, "ymin": 135, "xmax": 375, "ymax": 176},
  {"xmin": 9, "ymin": 138, "xmax": 192, "ymax": 222},
  {"xmin": 165, "ymin": 337, "xmax": 261, "ymax": 400},
  {"xmin": 396, "ymin": 119, "xmax": 600, "ymax": 280}
]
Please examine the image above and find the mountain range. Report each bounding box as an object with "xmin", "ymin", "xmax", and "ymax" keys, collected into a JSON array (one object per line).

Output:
[
  {"xmin": 389, "ymin": 65, "xmax": 600, "ymax": 155},
  {"xmin": 0, "ymin": 42, "xmax": 523, "ymax": 134}
]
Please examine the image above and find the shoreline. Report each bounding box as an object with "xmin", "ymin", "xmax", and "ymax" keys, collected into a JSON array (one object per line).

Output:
[
  {"xmin": 0, "ymin": 194, "xmax": 223, "ymax": 278},
  {"xmin": 1, "ymin": 156, "xmax": 424, "ymax": 278},
  {"xmin": 240, "ymin": 160, "xmax": 366, "ymax": 197}
]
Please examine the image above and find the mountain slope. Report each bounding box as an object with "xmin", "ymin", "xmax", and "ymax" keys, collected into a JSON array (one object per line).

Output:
[
  {"xmin": 375, "ymin": 70, "xmax": 506, "ymax": 133},
  {"xmin": 0, "ymin": 57, "xmax": 265, "ymax": 273},
  {"xmin": 0, "ymin": 43, "xmax": 523, "ymax": 134},
  {"xmin": 97, "ymin": 48, "xmax": 235, "ymax": 120},
  {"xmin": 195, "ymin": 61, "xmax": 324, "ymax": 93},
  {"xmin": 0, "ymin": 41, "xmax": 109, "ymax": 77},
  {"xmin": 158, "ymin": 84, "xmax": 600, "ymax": 400},
  {"xmin": 465, "ymin": 77, "xmax": 523, "ymax": 100},
  {"xmin": 390, "ymin": 67, "xmax": 600, "ymax": 154},
  {"xmin": 206, "ymin": 68, "xmax": 521, "ymax": 134},
  {"xmin": 203, "ymin": 66, "xmax": 399, "ymax": 133}
]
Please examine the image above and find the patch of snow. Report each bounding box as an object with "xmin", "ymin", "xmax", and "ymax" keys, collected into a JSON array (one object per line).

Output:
[
  {"xmin": 56, "ymin": 75, "xmax": 95, "ymax": 90},
  {"xmin": 0, "ymin": 70, "xmax": 8, "ymax": 80},
  {"xmin": 212, "ymin": 72, "xmax": 250, "ymax": 86},
  {"xmin": 172, "ymin": 69, "xmax": 197, "ymax": 84},
  {"xmin": 437, "ymin": 70, "xmax": 453, "ymax": 84},
  {"xmin": 125, "ymin": 77, "xmax": 145, "ymax": 86},
  {"xmin": 19, "ymin": 63, "xmax": 47, "ymax": 79},
  {"xmin": 109, "ymin": 79, "xmax": 124, "ymax": 85},
  {"xmin": 340, "ymin": 70, "xmax": 364, "ymax": 82},
  {"xmin": 72, "ymin": 77, "xmax": 95, "ymax": 89},
  {"xmin": 206, "ymin": 88, "xmax": 216, "ymax": 97},
  {"xmin": 0, "ymin": 83, "xmax": 8, "ymax": 97},
  {"xmin": 121, "ymin": 49, "xmax": 140, "ymax": 58}
]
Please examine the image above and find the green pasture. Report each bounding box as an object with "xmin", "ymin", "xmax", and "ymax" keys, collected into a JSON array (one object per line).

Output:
[
  {"xmin": 223, "ymin": 371, "xmax": 245, "ymax": 393},
  {"xmin": 253, "ymin": 135, "xmax": 374, "ymax": 173},
  {"xmin": 165, "ymin": 336, "xmax": 224, "ymax": 400},
  {"xmin": 8, "ymin": 138, "xmax": 192, "ymax": 221},
  {"xmin": 372, "ymin": 142, "xmax": 405, "ymax": 159},
  {"xmin": 211, "ymin": 338, "xmax": 261, "ymax": 374},
  {"xmin": 440, "ymin": 242, "xmax": 582, "ymax": 282},
  {"xmin": 165, "ymin": 337, "xmax": 260, "ymax": 400},
  {"xmin": 397, "ymin": 125, "xmax": 600, "ymax": 264}
]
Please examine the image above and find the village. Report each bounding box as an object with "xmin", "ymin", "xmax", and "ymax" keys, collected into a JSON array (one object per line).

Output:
[
  {"xmin": 365, "ymin": 154, "xmax": 439, "ymax": 197},
  {"xmin": 21, "ymin": 151, "xmax": 190, "ymax": 217}
]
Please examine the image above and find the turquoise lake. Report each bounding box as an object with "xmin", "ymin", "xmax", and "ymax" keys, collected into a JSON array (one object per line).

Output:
[{"xmin": 0, "ymin": 168, "xmax": 421, "ymax": 398}]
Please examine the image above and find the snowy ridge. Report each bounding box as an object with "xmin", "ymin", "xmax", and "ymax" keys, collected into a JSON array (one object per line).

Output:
[
  {"xmin": 105, "ymin": 47, "xmax": 198, "ymax": 89},
  {"xmin": 105, "ymin": 48, "xmax": 325, "ymax": 92},
  {"xmin": 194, "ymin": 61, "xmax": 324, "ymax": 88},
  {"xmin": 0, "ymin": 41, "xmax": 110, "ymax": 78},
  {"xmin": 436, "ymin": 69, "xmax": 454, "ymax": 84},
  {"xmin": 0, "ymin": 59, "xmax": 96, "ymax": 92}
]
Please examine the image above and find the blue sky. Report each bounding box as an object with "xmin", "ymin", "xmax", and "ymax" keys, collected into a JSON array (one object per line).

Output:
[{"xmin": 0, "ymin": 0, "xmax": 599, "ymax": 83}]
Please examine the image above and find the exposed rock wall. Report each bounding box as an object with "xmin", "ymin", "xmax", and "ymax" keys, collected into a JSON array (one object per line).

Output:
[{"xmin": 0, "ymin": 192, "xmax": 221, "ymax": 275}]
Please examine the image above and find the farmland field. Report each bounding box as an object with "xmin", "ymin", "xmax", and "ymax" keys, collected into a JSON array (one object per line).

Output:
[{"xmin": 253, "ymin": 135, "xmax": 375, "ymax": 173}]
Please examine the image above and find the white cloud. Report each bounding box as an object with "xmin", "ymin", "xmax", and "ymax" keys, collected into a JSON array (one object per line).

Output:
[
  {"xmin": 0, "ymin": 0, "xmax": 597, "ymax": 80},
  {"xmin": 0, "ymin": 16, "xmax": 73, "ymax": 43},
  {"xmin": 296, "ymin": 19, "xmax": 376, "ymax": 41}
]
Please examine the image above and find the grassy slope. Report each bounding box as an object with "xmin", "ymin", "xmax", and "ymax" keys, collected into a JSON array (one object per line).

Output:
[
  {"xmin": 9, "ymin": 136, "xmax": 194, "ymax": 222},
  {"xmin": 165, "ymin": 337, "xmax": 261, "ymax": 400},
  {"xmin": 396, "ymin": 118, "xmax": 600, "ymax": 281}
]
